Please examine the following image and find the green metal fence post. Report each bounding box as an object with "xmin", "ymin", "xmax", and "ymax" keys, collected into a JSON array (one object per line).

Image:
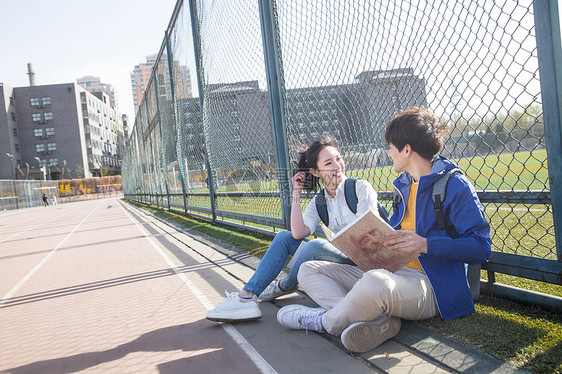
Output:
[
  {"xmin": 258, "ymin": 0, "xmax": 292, "ymax": 229},
  {"xmin": 188, "ymin": 0, "xmax": 217, "ymax": 222},
  {"xmin": 143, "ymin": 99, "xmax": 156, "ymax": 207},
  {"xmin": 153, "ymin": 48, "xmax": 172, "ymax": 211},
  {"xmin": 165, "ymin": 33, "xmax": 189, "ymax": 214},
  {"xmin": 534, "ymin": 0, "xmax": 562, "ymax": 261}
]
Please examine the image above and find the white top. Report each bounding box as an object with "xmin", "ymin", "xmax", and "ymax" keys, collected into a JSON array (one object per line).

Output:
[{"xmin": 302, "ymin": 178, "xmax": 379, "ymax": 235}]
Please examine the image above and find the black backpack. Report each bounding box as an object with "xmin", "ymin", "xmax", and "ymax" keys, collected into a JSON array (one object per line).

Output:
[{"xmin": 315, "ymin": 178, "xmax": 390, "ymax": 226}]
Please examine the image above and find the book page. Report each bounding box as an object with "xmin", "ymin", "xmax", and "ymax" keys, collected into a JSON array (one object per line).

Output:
[
  {"xmin": 287, "ymin": 241, "xmax": 306, "ymax": 269},
  {"xmin": 330, "ymin": 209, "xmax": 419, "ymax": 272}
]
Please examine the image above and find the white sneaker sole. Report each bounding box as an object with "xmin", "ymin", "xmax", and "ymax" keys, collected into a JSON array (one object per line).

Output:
[
  {"xmin": 206, "ymin": 309, "xmax": 262, "ymax": 322},
  {"xmin": 341, "ymin": 316, "xmax": 401, "ymax": 353}
]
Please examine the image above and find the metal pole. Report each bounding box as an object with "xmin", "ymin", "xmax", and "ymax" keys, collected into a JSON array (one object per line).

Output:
[
  {"xmin": 153, "ymin": 54, "xmax": 172, "ymax": 211},
  {"xmin": 534, "ymin": 0, "xmax": 562, "ymax": 261},
  {"xmin": 188, "ymin": 0, "xmax": 217, "ymax": 221},
  {"xmin": 258, "ymin": 0, "xmax": 292, "ymax": 229},
  {"xmin": 165, "ymin": 32, "xmax": 189, "ymax": 214}
]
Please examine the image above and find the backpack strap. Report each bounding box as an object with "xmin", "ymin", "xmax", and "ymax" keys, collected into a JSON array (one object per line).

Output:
[
  {"xmin": 316, "ymin": 178, "xmax": 359, "ymax": 226},
  {"xmin": 344, "ymin": 178, "xmax": 358, "ymax": 214},
  {"xmin": 377, "ymin": 202, "xmax": 390, "ymax": 223},
  {"xmin": 392, "ymin": 189, "xmax": 402, "ymax": 212},
  {"xmin": 432, "ymin": 168, "xmax": 462, "ymax": 237},
  {"xmin": 315, "ymin": 188, "xmax": 329, "ymax": 226}
]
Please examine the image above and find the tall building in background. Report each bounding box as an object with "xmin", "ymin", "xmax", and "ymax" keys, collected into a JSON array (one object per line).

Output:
[
  {"xmin": 0, "ymin": 82, "xmax": 125, "ymax": 180},
  {"xmin": 130, "ymin": 54, "xmax": 193, "ymax": 115},
  {"xmin": 130, "ymin": 54, "xmax": 157, "ymax": 115},
  {"xmin": 77, "ymin": 76, "xmax": 119, "ymax": 109}
]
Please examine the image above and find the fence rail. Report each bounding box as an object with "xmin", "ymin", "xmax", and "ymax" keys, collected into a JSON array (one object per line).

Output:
[{"xmin": 122, "ymin": 0, "xmax": 562, "ymax": 310}]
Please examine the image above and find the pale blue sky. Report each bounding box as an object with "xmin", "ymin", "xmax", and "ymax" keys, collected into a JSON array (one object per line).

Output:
[{"xmin": 0, "ymin": 0, "xmax": 177, "ymax": 120}]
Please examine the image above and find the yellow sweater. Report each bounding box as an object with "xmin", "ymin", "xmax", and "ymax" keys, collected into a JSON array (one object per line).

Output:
[{"xmin": 400, "ymin": 182, "xmax": 424, "ymax": 271}]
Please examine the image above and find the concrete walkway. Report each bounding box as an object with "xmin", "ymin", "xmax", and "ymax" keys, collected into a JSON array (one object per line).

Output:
[{"xmin": 0, "ymin": 198, "xmax": 525, "ymax": 373}]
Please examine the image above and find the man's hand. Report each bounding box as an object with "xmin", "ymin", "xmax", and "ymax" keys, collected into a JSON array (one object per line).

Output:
[{"xmin": 384, "ymin": 230, "xmax": 428, "ymax": 255}]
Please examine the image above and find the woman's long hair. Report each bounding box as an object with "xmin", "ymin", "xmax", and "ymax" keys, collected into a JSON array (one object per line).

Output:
[{"xmin": 294, "ymin": 134, "xmax": 339, "ymax": 192}]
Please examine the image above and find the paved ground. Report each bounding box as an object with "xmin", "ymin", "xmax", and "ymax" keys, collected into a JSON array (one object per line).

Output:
[{"xmin": 0, "ymin": 198, "xmax": 526, "ymax": 373}]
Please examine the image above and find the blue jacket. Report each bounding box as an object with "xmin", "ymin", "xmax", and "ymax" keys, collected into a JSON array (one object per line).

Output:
[{"xmin": 389, "ymin": 156, "xmax": 491, "ymax": 320}]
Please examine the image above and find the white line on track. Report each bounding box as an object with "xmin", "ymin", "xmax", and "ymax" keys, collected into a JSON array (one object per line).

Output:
[
  {"xmin": 0, "ymin": 201, "xmax": 103, "ymax": 307},
  {"xmin": 118, "ymin": 201, "xmax": 278, "ymax": 374}
]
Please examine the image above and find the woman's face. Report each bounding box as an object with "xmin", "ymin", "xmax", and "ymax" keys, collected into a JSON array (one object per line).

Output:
[{"xmin": 312, "ymin": 146, "xmax": 345, "ymax": 189}]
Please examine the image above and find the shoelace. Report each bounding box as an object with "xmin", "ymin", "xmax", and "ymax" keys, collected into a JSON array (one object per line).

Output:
[
  {"xmin": 214, "ymin": 291, "xmax": 240, "ymax": 311},
  {"xmin": 299, "ymin": 310, "xmax": 325, "ymax": 334},
  {"xmin": 222, "ymin": 291, "xmax": 238, "ymax": 301}
]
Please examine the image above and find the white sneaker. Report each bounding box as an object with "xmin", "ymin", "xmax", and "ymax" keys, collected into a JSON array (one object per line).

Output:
[
  {"xmin": 277, "ymin": 304, "xmax": 326, "ymax": 333},
  {"xmin": 259, "ymin": 280, "xmax": 298, "ymax": 301},
  {"xmin": 206, "ymin": 291, "xmax": 262, "ymax": 322},
  {"xmin": 340, "ymin": 314, "xmax": 401, "ymax": 352}
]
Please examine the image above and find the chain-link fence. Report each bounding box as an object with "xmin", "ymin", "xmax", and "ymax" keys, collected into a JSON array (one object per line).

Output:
[
  {"xmin": 0, "ymin": 180, "xmax": 62, "ymax": 210},
  {"xmin": 122, "ymin": 0, "xmax": 562, "ymax": 309}
]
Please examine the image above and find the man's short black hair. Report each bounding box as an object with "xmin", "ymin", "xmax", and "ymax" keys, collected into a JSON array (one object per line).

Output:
[{"xmin": 385, "ymin": 107, "xmax": 447, "ymax": 161}]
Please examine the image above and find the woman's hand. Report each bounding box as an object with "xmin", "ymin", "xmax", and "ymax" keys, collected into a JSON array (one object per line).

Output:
[
  {"xmin": 383, "ymin": 230, "xmax": 427, "ymax": 255},
  {"xmin": 292, "ymin": 172, "xmax": 306, "ymax": 193}
]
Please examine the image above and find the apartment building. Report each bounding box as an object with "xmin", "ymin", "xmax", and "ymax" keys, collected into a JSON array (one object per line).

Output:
[
  {"xmin": 0, "ymin": 82, "xmax": 124, "ymax": 180},
  {"xmin": 130, "ymin": 54, "xmax": 157, "ymax": 115},
  {"xmin": 77, "ymin": 76, "xmax": 118, "ymax": 109}
]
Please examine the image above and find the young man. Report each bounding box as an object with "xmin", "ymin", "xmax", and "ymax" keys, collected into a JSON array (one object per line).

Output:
[{"xmin": 277, "ymin": 107, "xmax": 491, "ymax": 353}]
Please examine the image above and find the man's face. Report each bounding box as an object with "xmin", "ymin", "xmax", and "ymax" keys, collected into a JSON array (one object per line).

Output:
[{"xmin": 387, "ymin": 143, "xmax": 408, "ymax": 173}]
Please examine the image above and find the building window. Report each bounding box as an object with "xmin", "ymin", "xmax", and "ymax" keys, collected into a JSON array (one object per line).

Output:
[
  {"xmin": 231, "ymin": 111, "xmax": 238, "ymax": 118},
  {"xmin": 39, "ymin": 159, "xmax": 47, "ymax": 167},
  {"xmin": 10, "ymin": 96, "xmax": 14, "ymax": 105},
  {"xmin": 49, "ymin": 158, "xmax": 58, "ymax": 166},
  {"xmin": 15, "ymin": 144, "xmax": 19, "ymax": 153},
  {"xmin": 11, "ymin": 112, "xmax": 16, "ymax": 121},
  {"xmin": 42, "ymin": 97, "xmax": 51, "ymax": 105},
  {"xmin": 13, "ymin": 128, "xmax": 17, "ymax": 137},
  {"xmin": 46, "ymin": 128, "xmax": 55, "ymax": 136},
  {"xmin": 230, "ymin": 99, "xmax": 237, "ymax": 106},
  {"xmin": 32, "ymin": 113, "xmax": 42, "ymax": 122},
  {"xmin": 36, "ymin": 144, "xmax": 45, "ymax": 152},
  {"xmin": 34, "ymin": 129, "xmax": 44, "ymax": 137},
  {"xmin": 44, "ymin": 112, "xmax": 53, "ymax": 121},
  {"xmin": 48, "ymin": 143, "xmax": 56, "ymax": 151},
  {"xmin": 30, "ymin": 98, "xmax": 40, "ymax": 106}
]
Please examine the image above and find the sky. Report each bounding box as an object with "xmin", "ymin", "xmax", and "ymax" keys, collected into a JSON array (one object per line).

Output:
[{"xmin": 0, "ymin": 0, "xmax": 178, "ymax": 120}]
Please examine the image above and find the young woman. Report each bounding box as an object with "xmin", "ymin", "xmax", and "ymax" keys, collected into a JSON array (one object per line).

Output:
[{"xmin": 206, "ymin": 135, "xmax": 380, "ymax": 322}]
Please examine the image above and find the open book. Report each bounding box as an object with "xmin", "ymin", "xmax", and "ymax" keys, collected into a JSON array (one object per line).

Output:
[{"xmin": 322, "ymin": 209, "xmax": 419, "ymax": 272}]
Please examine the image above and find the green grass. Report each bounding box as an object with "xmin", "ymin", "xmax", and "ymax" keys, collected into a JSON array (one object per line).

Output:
[{"xmin": 125, "ymin": 200, "xmax": 562, "ymax": 374}]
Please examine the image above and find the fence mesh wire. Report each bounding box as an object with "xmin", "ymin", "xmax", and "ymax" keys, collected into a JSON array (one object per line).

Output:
[{"xmin": 122, "ymin": 0, "xmax": 559, "ymax": 290}]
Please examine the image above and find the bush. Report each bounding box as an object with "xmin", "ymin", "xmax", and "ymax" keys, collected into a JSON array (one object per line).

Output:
[{"xmin": 58, "ymin": 176, "xmax": 122, "ymax": 195}]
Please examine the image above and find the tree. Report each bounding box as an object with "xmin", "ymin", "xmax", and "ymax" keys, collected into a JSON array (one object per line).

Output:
[{"xmin": 75, "ymin": 164, "xmax": 85, "ymax": 178}]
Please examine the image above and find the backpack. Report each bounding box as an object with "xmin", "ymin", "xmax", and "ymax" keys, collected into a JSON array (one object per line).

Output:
[
  {"xmin": 315, "ymin": 178, "xmax": 390, "ymax": 226},
  {"xmin": 392, "ymin": 168, "xmax": 462, "ymax": 237}
]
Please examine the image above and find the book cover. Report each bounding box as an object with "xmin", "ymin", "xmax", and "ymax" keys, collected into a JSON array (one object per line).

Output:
[{"xmin": 323, "ymin": 209, "xmax": 419, "ymax": 272}]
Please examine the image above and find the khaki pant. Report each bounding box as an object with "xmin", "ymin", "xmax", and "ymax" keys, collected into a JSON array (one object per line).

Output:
[{"xmin": 298, "ymin": 261, "xmax": 440, "ymax": 335}]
